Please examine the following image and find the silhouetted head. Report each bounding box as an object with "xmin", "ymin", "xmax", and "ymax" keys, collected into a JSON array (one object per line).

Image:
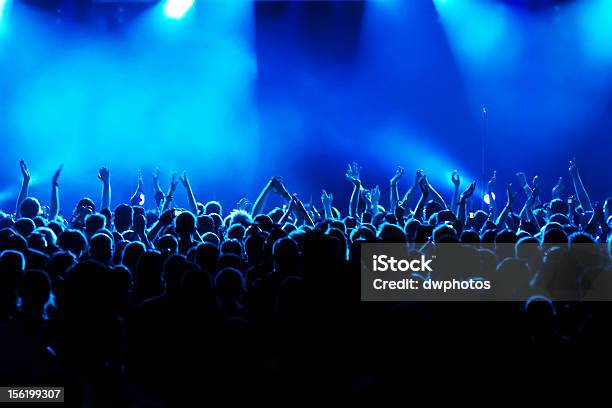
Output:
[
  {"xmin": 253, "ymin": 214, "xmax": 273, "ymax": 232},
  {"xmin": 205, "ymin": 201, "xmax": 222, "ymax": 216},
  {"xmin": 33, "ymin": 216, "xmax": 48, "ymax": 229},
  {"xmin": 162, "ymin": 254, "xmax": 189, "ymax": 294},
  {"xmin": 378, "ymin": 222, "xmax": 406, "ymax": 243},
  {"xmin": 35, "ymin": 227, "xmax": 57, "ymax": 247},
  {"xmin": 226, "ymin": 224, "xmax": 245, "ymax": 241},
  {"xmin": 90, "ymin": 233, "xmax": 114, "ymax": 265},
  {"xmin": 433, "ymin": 224, "xmax": 456, "ymax": 243},
  {"xmin": 273, "ymin": 237, "xmax": 300, "ymax": 273},
  {"xmin": 156, "ymin": 234, "xmax": 179, "ymax": 255},
  {"xmin": 175, "ymin": 211, "xmax": 197, "ymax": 237},
  {"xmin": 85, "ymin": 213, "xmax": 106, "ymax": 237},
  {"xmin": 27, "ymin": 232, "xmax": 47, "ymax": 252},
  {"xmin": 202, "ymin": 232, "xmax": 220, "ymax": 247},
  {"xmin": 114, "ymin": 204, "xmax": 133, "ymax": 233},
  {"xmin": 20, "ymin": 197, "xmax": 41, "ymax": 219},
  {"xmin": 195, "ymin": 242, "xmax": 219, "ymax": 275},
  {"xmin": 14, "ymin": 218, "xmax": 36, "ymax": 238},
  {"xmin": 18, "ymin": 269, "xmax": 51, "ymax": 313},
  {"xmin": 57, "ymin": 229, "xmax": 87, "ymax": 258},
  {"xmin": 549, "ymin": 199, "xmax": 568, "ymax": 217},
  {"xmin": 221, "ymin": 239, "xmax": 242, "ymax": 257},
  {"xmin": 215, "ymin": 267, "xmax": 245, "ymax": 303},
  {"xmin": 122, "ymin": 241, "xmax": 146, "ymax": 273},
  {"xmin": 197, "ymin": 215, "xmax": 215, "ymax": 235},
  {"xmin": 0, "ymin": 250, "xmax": 24, "ymax": 318}
]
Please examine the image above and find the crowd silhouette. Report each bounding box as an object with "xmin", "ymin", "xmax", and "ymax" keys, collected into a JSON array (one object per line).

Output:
[{"xmin": 0, "ymin": 158, "xmax": 611, "ymax": 404}]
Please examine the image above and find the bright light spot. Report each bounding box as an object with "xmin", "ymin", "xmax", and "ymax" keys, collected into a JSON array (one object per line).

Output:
[
  {"xmin": 577, "ymin": 0, "xmax": 612, "ymax": 63},
  {"xmin": 483, "ymin": 192, "xmax": 496, "ymax": 205},
  {"xmin": 164, "ymin": 0, "xmax": 195, "ymax": 20},
  {"xmin": 0, "ymin": 0, "xmax": 9, "ymax": 22}
]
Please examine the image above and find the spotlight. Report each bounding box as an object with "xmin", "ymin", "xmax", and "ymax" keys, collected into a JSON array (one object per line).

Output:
[
  {"xmin": 483, "ymin": 192, "xmax": 496, "ymax": 205},
  {"xmin": 0, "ymin": 0, "xmax": 9, "ymax": 21},
  {"xmin": 164, "ymin": 0, "xmax": 195, "ymax": 20}
]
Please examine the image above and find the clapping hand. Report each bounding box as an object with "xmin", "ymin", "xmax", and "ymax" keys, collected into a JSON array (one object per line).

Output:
[
  {"xmin": 460, "ymin": 181, "xmax": 476, "ymax": 203},
  {"xmin": 390, "ymin": 166, "xmax": 404, "ymax": 186}
]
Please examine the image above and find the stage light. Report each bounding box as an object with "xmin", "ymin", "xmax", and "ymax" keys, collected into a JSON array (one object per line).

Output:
[
  {"xmin": 164, "ymin": 0, "xmax": 195, "ymax": 20},
  {"xmin": 483, "ymin": 192, "xmax": 495, "ymax": 205},
  {"xmin": 0, "ymin": 0, "xmax": 9, "ymax": 22}
]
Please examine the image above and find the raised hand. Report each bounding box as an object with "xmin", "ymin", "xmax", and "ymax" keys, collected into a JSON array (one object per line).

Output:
[
  {"xmin": 418, "ymin": 175, "xmax": 430, "ymax": 195},
  {"xmin": 487, "ymin": 171, "xmax": 496, "ymax": 193},
  {"xmin": 137, "ymin": 170, "xmax": 145, "ymax": 193},
  {"xmin": 390, "ymin": 166, "xmax": 404, "ymax": 186},
  {"xmin": 532, "ymin": 175, "xmax": 540, "ymax": 189},
  {"xmin": 237, "ymin": 197, "xmax": 251, "ymax": 211},
  {"xmin": 179, "ymin": 171, "xmax": 190, "ymax": 188},
  {"xmin": 19, "ymin": 160, "xmax": 30, "ymax": 182},
  {"xmin": 552, "ymin": 176, "xmax": 564, "ymax": 198},
  {"xmin": 321, "ymin": 189, "xmax": 333, "ymax": 207},
  {"xmin": 569, "ymin": 157, "xmax": 579, "ymax": 178},
  {"xmin": 361, "ymin": 188, "xmax": 372, "ymax": 209},
  {"xmin": 52, "ymin": 164, "xmax": 64, "ymax": 186},
  {"xmin": 159, "ymin": 208, "xmax": 177, "ymax": 226},
  {"xmin": 170, "ymin": 172, "xmax": 179, "ymax": 190},
  {"xmin": 371, "ymin": 185, "xmax": 381, "ymax": 204},
  {"xmin": 345, "ymin": 162, "xmax": 362, "ymax": 186},
  {"xmin": 506, "ymin": 183, "xmax": 518, "ymax": 206},
  {"xmin": 460, "ymin": 181, "xmax": 476, "ymax": 202},
  {"xmin": 98, "ymin": 167, "xmax": 110, "ymax": 184},
  {"xmin": 516, "ymin": 172, "xmax": 528, "ymax": 188},
  {"xmin": 451, "ymin": 170, "xmax": 460, "ymax": 188},
  {"xmin": 152, "ymin": 168, "xmax": 160, "ymax": 183}
]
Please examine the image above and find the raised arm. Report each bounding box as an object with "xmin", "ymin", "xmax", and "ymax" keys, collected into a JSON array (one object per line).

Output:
[
  {"xmin": 162, "ymin": 173, "xmax": 179, "ymax": 213},
  {"xmin": 370, "ymin": 185, "xmax": 381, "ymax": 216},
  {"xmin": 568, "ymin": 158, "xmax": 593, "ymax": 213},
  {"xmin": 400, "ymin": 170, "xmax": 423, "ymax": 211},
  {"xmin": 130, "ymin": 171, "xmax": 145, "ymax": 206},
  {"xmin": 16, "ymin": 160, "xmax": 30, "ymax": 218},
  {"xmin": 426, "ymin": 179, "xmax": 447, "ymax": 209},
  {"xmin": 321, "ymin": 190, "xmax": 334, "ymax": 220},
  {"xmin": 457, "ymin": 181, "xmax": 476, "ymax": 224},
  {"xmin": 49, "ymin": 164, "xmax": 63, "ymax": 221},
  {"xmin": 98, "ymin": 167, "xmax": 111, "ymax": 211},
  {"xmin": 496, "ymin": 184, "xmax": 518, "ymax": 229},
  {"xmin": 414, "ymin": 176, "xmax": 430, "ymax": 222},
  {"xmin": 179, "ymin": 171, "xmax": 198, "ymax": 215},
  {"xmin": 292, "ymin": 194, "xmax": 314, "ymax": 226},
  {"xmin": 152, "ymin": 168, "xmax": 165, "ymax": 211},
  {"xmin": 252, "ymin": 177, "xmax": 278, "ymax": 216},
  {"xmin": 389, "ymin": 166, "xmax": 404, "ymax": 211},
  {"xmin": 346, "ymin": 162, "xmax": 362, "ymax": 218},
  {"xmin": 486, "ymin": 171, "xmax": 497, "ymax": 219},
  {"xmin": 279, "ymin": 196, "xmax": 297, "ymax": 225},
  {"xmin": 551, "ymin": 176, "xmax": 564, "ymax": 200},
  {"xmin": 148, "ymin": 208, "xmax": 177, "ymax": 242},
  {"xmin": 516, "ymin": 172, "xmax": 533, "ymax": 197},
  {"xmin": 450, "ymin": 170, "xmax": 460, "ymax": 213}
]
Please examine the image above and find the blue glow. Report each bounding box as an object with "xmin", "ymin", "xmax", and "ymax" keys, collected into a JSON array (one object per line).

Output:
[
  {"xmin": 164, "ymin": 0, "xmax": 195, "ymax": 20},
  {"xmin": 577, "ymin": 0, "xmax": 612, "ymax": 64},
  {"xmin": 0, "ymin": 0, "xmax": 256, "ymax": 209},
  {"xmin": 432, "ymin": 0, "xmax": 515, "ymax": 68}
]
